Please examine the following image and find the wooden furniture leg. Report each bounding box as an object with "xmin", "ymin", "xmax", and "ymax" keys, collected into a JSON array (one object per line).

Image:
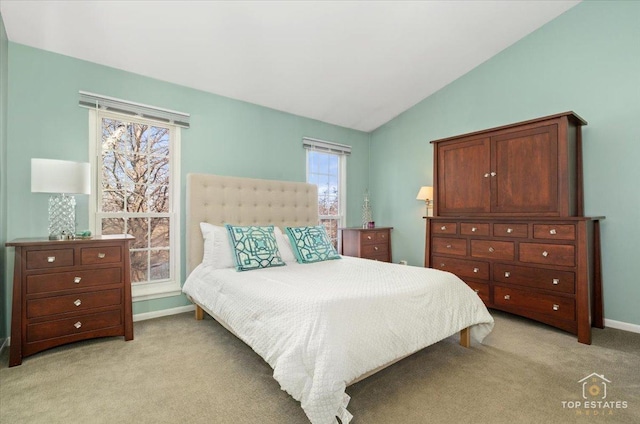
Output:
[
  {"xmin": 460, "ymin": 327, "xmax": 471, "ymax": 348},
  {"xmin": 195, "ymin": 304, "xmax": 204, "ymax": 320}
]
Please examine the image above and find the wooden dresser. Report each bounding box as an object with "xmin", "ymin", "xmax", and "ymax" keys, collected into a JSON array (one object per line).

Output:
[
  {"xmin": 340, "ymin": 227, "xmax": 393, "ymax": 262},
  {"xmin": 6, "ymin": 235, "xmax": 134, "ymax": 366},
  {"xmin": 425, "ymin": 112, "xmax": 604, "ymax": 344}
]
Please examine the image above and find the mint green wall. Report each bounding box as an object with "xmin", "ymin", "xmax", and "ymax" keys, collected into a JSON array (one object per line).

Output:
[
  {"xmin": 370, "ymin": 1, "xmax": 640, "ymax": 326},
  {"xmin": 2, "ymin": 44, "xmax": 369, "ymax": 336},
  {"xmin": 0, "ymin": 12, "xmax": 9, "ymax": 343}
]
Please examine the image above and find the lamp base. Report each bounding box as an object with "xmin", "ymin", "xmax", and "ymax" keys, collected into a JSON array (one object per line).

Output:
[{"xmin": 48, "ymin": 194, "xmax": 76, "ymax": 239}]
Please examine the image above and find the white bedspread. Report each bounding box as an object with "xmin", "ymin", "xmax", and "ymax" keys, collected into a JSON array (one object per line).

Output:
[{"xmin": 182, "ymin": 257, "xmax": 494, "ymax": 424}]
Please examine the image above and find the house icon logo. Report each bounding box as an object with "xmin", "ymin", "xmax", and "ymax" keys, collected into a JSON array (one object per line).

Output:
[{"xmin": 578, "ymin": 373, "xmax": 611, "ymax": 400}]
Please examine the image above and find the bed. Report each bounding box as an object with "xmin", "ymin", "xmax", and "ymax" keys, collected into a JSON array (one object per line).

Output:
[{"xmin": 182, "ymin": 173, "xmax": 494, "ymax": 424}]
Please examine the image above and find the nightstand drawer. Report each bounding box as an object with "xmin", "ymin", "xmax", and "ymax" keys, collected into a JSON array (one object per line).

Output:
[
  {"xmin": 470, "ymin": 240, "xmax": 514, "ymax": 260},
  {"xmin": 27, "ymin": 309, "xmax": 123, "ymax": 343},
  {"xmin": 533, "ymin": 224, "xmax": 576, "ymax": 240},
  {"xmin": 432, "ymin": 255, "xmax": 489, "ymax": 280},
  {"xmin": 362, "ymin": 243, "xmax": 388, "ymax": 257},
  {"xmin": 81, "ymin": 246, "xmax": 122, "ymax": 265},
  {"xmin": 494, "ymin": 286, "xmax": 575, "ymax": 321},
  {"xmin": 26, "ymin": 267, "xmax": 122, "ymax": 294},
  {"xmin": 493, "ymin": 263, "xmax": 575, "ymax": 293},
  {"xmin": 26, "ymin": 249, "xmax": 74, "ymax": 270},
  {"xmin": 27, "ymin": 289, "xmax": 123, "ymax": 318},
  {"xmin": 519, "ymin": 243, "xmax": 575, "ymax": 267},
  {"xmin": 493, "ymin": 223, "xmax": 528, "ymax": 238},
  {"xmin": 432, "ymin": 237, "xmax": 467, "ymax": 256},
  {"xmin": 360, "ymin": 230, "xmax": 389, "ymax": 245}
]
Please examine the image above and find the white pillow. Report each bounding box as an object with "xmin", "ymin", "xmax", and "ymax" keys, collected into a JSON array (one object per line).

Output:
[
  {"xmin": 200, "ymin": 222, "xmax": 235, "ymax": 269},
  {"xmin": 273, "ymin": 226, "xmax": 296, "ymax": 263}
]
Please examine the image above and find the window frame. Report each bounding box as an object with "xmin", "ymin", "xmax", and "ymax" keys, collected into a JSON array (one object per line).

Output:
[{"xmin": 88, "ymin": 109, "xmax": 182, "ymax": 301}]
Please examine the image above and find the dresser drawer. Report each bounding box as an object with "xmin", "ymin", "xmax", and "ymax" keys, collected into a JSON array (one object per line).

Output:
[
  {"xmin": 493, "ymin": 263, "xmax": 575, "ymax": 293},
  {"xmin": 470, "ymin": 240, "xmax": 514, "ymax": 260},
  {"xmin": 494, "ymin": 286, "xmax": 575, "ymax": 321},
  {"xmin": 361, "ymin": 243, "xmax": 389, "ymax": 258},
  {"xmin": 26, "ymin": 309, "xmax": 123, "ymax": 343},
  {"xmin": 26, "ymin": 249, "xmax": 74, "ymax": 270},
  {"xmin": 465, "ymin": 281, "xmax": 490, "ymax": 304},
  {"xmin": 81, "ymin": 246, "xmax": 122, "ymax": 265},
  {"xmin": 460, "ymin": 223, "xmax": 490, "ymax": 236},
  {"xmin": 519, "ymin": 243, "xmax": 575, "ymax": 267},
  {"xmin": 27, "ymin": 289, "xmax": 123, "ymax": 319},
  {"xmin": 432, "ymin": 237, "xmax": 467, "ymax": 256},
  {"xmin": 26, "ymin": 268, "xmax": 122, "ymax": 295},
  {"xmin": 432, "ymin": 255, "xmax": 489, "ymax": 280},
  {"xmin": 533, "ymin": 224, "xmax": 576, "ymax": 240},
  {"xmin": 360, "ymin": 230, "xmax": 389, "ymax": 245},
  {"xmin": 493, "ymin": 223, "xmax": 528, "ymax": 238},
  {"xmin": 433, "ymin": 222, "xmax": 457, "ymax": 235}
]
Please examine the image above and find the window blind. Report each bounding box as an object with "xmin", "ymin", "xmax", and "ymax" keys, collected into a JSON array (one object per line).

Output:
[
  {"xmin": 302, "ymin": 137, "xmax": 351, "ymax": 155},
  {"xmin": 79, "ymin": 91, "xmax": 190, "ymax": 129}
]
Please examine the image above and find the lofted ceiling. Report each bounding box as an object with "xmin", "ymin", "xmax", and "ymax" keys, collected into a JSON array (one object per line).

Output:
[{"xmin": 0, "ymin": 0, "xmax": 581, "ymax": 132}]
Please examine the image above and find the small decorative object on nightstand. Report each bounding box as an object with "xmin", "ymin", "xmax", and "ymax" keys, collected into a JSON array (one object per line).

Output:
[
  {"xmin": 339, "ymin": 227, "xmax": 392, "ymax": 262},
  {"xmin": 6, "ymin": 234, "xmax": 134, "ymax": 366}
]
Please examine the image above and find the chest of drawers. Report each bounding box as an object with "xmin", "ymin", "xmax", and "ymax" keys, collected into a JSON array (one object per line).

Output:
[
  {"xmin": 339, "ymin": 227, "xmax": 393, "ymax": 262},
  {"xmin": 425, "ymin": 217, "xmax": 603, "ymax": 344},
  {"xmin": 6, "ymin": 235, "xmax": 134, "ymax": 366}
]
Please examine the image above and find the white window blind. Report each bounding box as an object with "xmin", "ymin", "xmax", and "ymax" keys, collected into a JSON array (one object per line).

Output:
[
  {"xmin": 303, "ymin": 137, "xmax": 351, "ymax": 155},
  {"xmin": 79, "ymin": 91, "xmax": 190, "ymax": 129}
]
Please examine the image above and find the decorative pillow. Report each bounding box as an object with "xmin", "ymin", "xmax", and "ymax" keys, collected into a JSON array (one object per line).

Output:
[
  {"xmin": 285, "ymin": 225, "xmax": 341, "ymax": 263},
  {"xmin": 273, "ymin": 226, "xmax": 296, "ymax": 263},
  {"xmin": 200, "ymin": 222, "xmax": 235, "ymax": 269},
  {"xmin": 225, "ymin": 225, "xmax": 286, "ymax": 271}
]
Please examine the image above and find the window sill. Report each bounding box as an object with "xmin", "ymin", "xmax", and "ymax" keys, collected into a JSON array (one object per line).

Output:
[{"xmin": 132, "ymin": 280, "xmax": 183, "ymax": 302}]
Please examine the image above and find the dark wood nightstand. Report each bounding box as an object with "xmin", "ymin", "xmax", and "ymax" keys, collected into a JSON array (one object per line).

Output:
[
  {"xmin": 6, "ymin": 235, "xmax": 134, "ymax": 366},
  {"xmin": 339, "ymin": 227, "xmax": 393, "ymax": 262}
]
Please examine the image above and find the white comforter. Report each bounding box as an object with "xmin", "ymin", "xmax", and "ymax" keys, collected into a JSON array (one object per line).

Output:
[{"xmin": 182, "ymin": 257, "xmax": 494, "ymax": 424}]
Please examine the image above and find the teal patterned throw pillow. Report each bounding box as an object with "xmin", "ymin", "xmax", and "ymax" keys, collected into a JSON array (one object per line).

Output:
[
  {"xmin": 285, "ymin": 226, "xmax": 341, "ymax": 263},
  {"xmin": 225, "ymin": 225, "xmax": 286, "ymax": 271}
]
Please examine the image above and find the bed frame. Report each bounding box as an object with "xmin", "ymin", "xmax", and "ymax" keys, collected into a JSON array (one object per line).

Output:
[{"xmin": 185, "ymin": 173, "xmax": 471, "ymax": 386}]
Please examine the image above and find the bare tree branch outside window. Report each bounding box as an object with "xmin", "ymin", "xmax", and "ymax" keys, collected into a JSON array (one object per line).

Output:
[{"xmin": 308, "ymin": 151, "xmax": 342, "ymax": 247}]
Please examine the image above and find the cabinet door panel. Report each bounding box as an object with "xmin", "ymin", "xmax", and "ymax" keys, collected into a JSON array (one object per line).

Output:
[
  {"xmin": 491, "ymin": 125, "xmax": 558, "ymax": 214},
  {"xmin": 438, "ymin": 137, "xmax": 490, "ymax": 214}
]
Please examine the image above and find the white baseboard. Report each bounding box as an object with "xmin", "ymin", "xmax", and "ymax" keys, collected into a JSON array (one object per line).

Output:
[
  {"xmin": 0, "ymin": 337, "xmax": 8, "ymax": 355},
  {"xmin": 604, "ymin": 318, "xmax": 640, "ymax": 334},
  {"xmin": 133, "ymin": 304, "xmax": 195, "ymax": 322}
]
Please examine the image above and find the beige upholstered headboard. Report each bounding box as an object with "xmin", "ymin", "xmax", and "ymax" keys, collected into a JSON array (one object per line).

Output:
[{"xmin": 186, "ymin": 173, "xmax": 319, "ymax": 275}]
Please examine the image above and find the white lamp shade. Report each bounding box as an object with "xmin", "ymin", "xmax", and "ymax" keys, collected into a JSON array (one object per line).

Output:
[
  {"xmin": 416, "ymin": 186, "xmax": 433, "ymax": 201},
  {"xmin": 31, "ymin": 158, "xmax": 91, "ymax": 195}
]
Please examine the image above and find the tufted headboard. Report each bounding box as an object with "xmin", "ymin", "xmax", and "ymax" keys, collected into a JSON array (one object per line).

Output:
[{"xmin": 186, "ymin": 173, "xmax": 319, "ymax": 275}]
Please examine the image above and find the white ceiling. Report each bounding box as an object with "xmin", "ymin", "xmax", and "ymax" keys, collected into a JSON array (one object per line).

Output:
[{"xmin": 0, "ymin": 0, "xmax": 581, "ymax": 132}]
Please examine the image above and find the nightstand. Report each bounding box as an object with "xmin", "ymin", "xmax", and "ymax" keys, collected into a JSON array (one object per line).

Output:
[
  {"xmin": 6, "ymin": 235, "xmax": 134, "ymax": 366},
  {"xmin": 339, "ymin": 227, "xmax": 393, "ymax": 262}
]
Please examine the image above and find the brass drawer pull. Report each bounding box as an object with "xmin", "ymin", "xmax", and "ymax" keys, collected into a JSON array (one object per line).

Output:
[
  {"xmin": 488, "ymin": 247, "xmax": 495, "ymax": 253},
  {"xmin": 552, "ymin": 278, "xmax": 560, "ymax": 285},
  {"xmin": 553, "ymin": 304, "xmax": 560, "ymax": 311},
  {"xmin": 504, "ymin": 295, "xmax": 511, "ymax": 300},
  {"xmin": 74, "ymin": 321, "xmax": 82, "ymax": 329},
  {"xmin": 440, "ymin": 225, "xmax": 447, "ymax": 231},
  {"xmin": 549, "ymin": 229, "xmax": 557, "ymax": 235},
  {"xmin": 74, "ymin": 299, "xmax": 82, "ymax": 307},
  {"xmin": 471, "ymin": 227, "xmax": 477, "ymax": 232},
  {"xmin": 542, "ymin": 251, "xmax": 549, "ymax": 257},
  {"xmin": 506, "ymin": 228, "xmax": 513, "ymax": 234},
  {"xmin": 97, "ymin": 253, "xmax": 106, "ymax": 259},
  {"xmin": 473, "ymin": 267, "xmax": 479, "ymax": 273},
  {"xmin": 74, "ymin": 277, "xmax": 82, "ymax": 284},
  {"xmin": 504, "ymin": 272, "xmax": 511, "ymax": 278},
  {"xmin": 47, "ymin": 256, "xmax": 56, "ymax": 263}
]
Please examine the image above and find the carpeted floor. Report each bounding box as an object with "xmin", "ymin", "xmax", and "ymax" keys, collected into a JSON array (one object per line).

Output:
[{"xmin": 1, "ymin": 310, "xmax": 638, "ymax": 424}]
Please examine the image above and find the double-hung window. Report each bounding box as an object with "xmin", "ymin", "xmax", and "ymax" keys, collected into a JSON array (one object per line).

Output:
[
  {"xmin": 83, "ymin": 92, "xmax": 188, "ymax": 301},
  {"xmin": 304, "ymin": 137, "xmax": 350, "ymax": 247}
]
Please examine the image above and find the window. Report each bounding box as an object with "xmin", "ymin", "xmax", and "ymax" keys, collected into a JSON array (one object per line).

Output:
[
  {"xmin": 89, "ymin": 110, "xmax": 181, "ymax": 300},
  {"xmin": 304, "ymin": 138, "xmax": 350, "ymax": 247}
]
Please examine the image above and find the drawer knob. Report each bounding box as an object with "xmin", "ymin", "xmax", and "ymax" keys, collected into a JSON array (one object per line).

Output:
[
  {"xmin": 474, "ymin": 289, "xmax": 480, "ymax": 293},
  {"xmin": 367, "ymin": 235, "xmax": 372, "ymax": 240},
  {"xmin": 97, "ymin": 252, "xmax": 106, "ymax": 259},
  {"xmin": 488, "ymin": 247, "xmax": 495, "ymax": 253},
  {"xmin": 74, "ymin": 277, "xmax": 82, "ymax": 284},
  {"xmin": 74, "ymin": 321, "xmax": 82, "ymax": 329},
  {"xmin": 74, "ymin": 299, "xmax": 82, "ymax": 307},
  {"xmin": 506, "ymin": 228, "xmax": 513, "ymax": 234},
  {"xmin": 381, "ymin": 234, "xmax": 386, "ymax": 239},
  {"xmin": 552, "ymin": 278, "xmax": 560, "ymax": 285},
  {"xmin": 490, "ymin": 171, "xmax": 497, "ymax": 177},
  {"xmin": 473, "ymin": 267, "xmax": 479, "ymax": 273},
  {"xmin": 440, "ymin": 226, "xmax": 447, "ymax": 231},
  {"xmin": 440, "ymin": 263, "xmax": 445, "ymax": 267},
  {"xmin": 504, "ymin": 295, "xmax": 511, "ymax": 300},
  {"xmin": 47, "ymin": 256, "xmax": 56, "ymax": 263},
  {"xmin": 374, "ymin": 246, "xmax": 379, "ymax": 251},
  {"xmin": 471, "ymin": 227, "xmax": 477, "ymax": 232},
  {"xmin": 446, "ymin": 244, "xmax": 452, "ymax": 249},
  {"xmin": 504, "ymin": 271, "xmax": 511, "ymax": 278},
  {"xmin": 484, "ymin": 173, "xmax": 490, "ymax": 178},
  {"xmin": 542, "ymin": 251, "xmax": 549, "ymax": 257},
  {"xmin": 549, "ymin": 229, "xmax": 557, "ymax": 235},
  {"xmin": 552, "ymin": 304, "xmax": 560, "ymax": 311}
]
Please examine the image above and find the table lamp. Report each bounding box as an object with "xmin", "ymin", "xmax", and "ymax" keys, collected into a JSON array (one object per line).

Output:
[{"xmin": 416, "ymin": 186, "xmax": 434, "ymax": 217}]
